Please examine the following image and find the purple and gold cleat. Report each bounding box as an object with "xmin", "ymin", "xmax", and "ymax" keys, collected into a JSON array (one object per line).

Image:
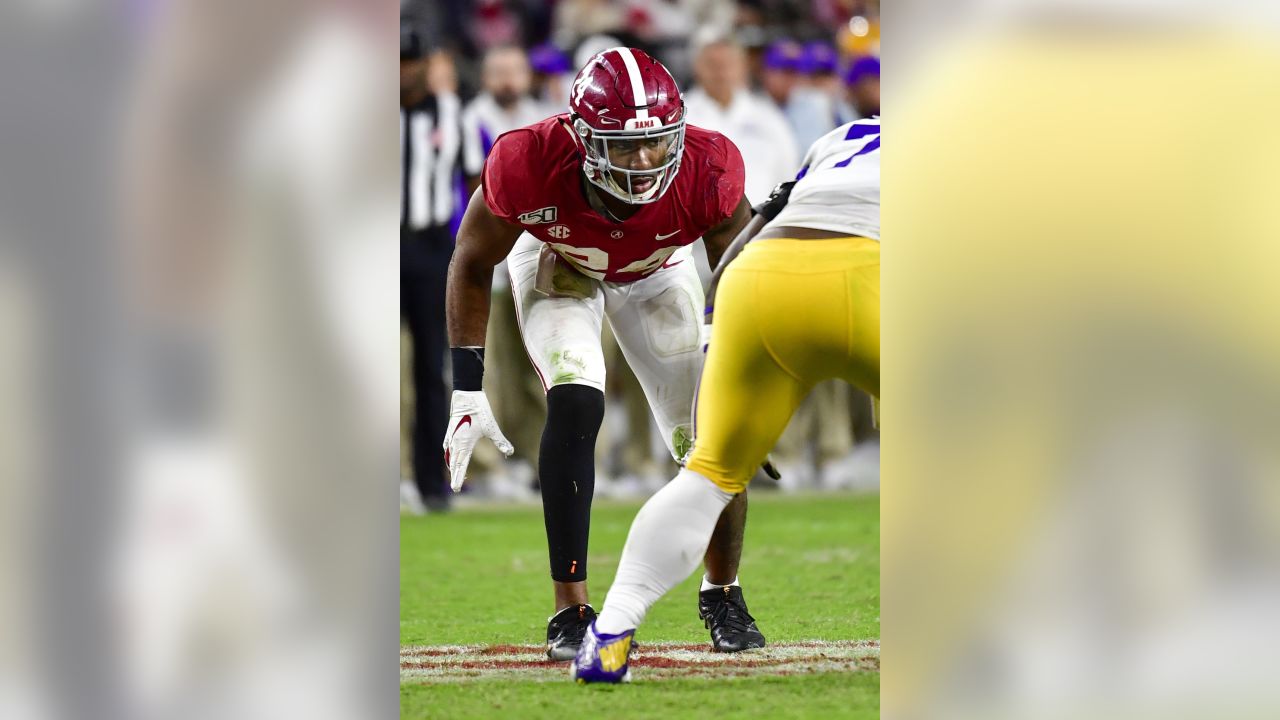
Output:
[{"xmin": 569, "ymin": 622, "xmax": 635, "ymax": 684}]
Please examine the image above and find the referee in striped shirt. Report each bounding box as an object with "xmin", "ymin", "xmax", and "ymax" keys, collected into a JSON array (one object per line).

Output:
[{"xmin": 401, "ymin": 24, "xmax": 461, "ymax": 511}]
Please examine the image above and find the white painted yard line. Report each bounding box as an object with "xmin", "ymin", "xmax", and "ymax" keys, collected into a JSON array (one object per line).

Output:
[{"xmin": 401, "ymin": 640, "xmax": 880, "ymax": 684}]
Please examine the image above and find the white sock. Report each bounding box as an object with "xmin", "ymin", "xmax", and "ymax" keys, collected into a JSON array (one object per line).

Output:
[
  {"xmin": 700, "ymin": 575, "xmax": 740, "ymax": 592},
  {"xmin": 594, "ymin": 468, "xmax": 734, "ymax": 635}
]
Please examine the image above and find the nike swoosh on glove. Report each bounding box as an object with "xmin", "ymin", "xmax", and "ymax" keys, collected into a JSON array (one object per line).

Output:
[{"xmin": 442, "ymin": 390, "xmax": 514, "ymax": 491}]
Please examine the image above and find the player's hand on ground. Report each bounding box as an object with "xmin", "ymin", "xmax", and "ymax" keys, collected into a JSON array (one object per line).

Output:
[{"xmin": 443, "ymin": 390, "xmax": 514, "ymax": 491}]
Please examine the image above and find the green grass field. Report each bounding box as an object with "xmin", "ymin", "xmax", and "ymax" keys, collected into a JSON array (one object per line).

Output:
[{"xmin": 401, "ymin": 491, "xmax": 879, "ymax": 719}]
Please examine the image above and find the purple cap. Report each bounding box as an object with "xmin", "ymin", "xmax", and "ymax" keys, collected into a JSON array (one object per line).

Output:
[
  {"xmin": 529, "ymin": 43, "xmax": 571, "ymax": 74},
  {"xmin": 762, "ymin": 40, "xmax": 803, "ymax": 71},
  {"xmin": 845, "ymin": 55, "xmax": 880, "ymax": 85},
  {"xmin": 799, "ymin": 41, "xmax": 838, "ymax": 75}
]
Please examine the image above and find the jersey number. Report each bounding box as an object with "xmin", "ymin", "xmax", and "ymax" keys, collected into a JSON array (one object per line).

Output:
[
  {"xmin": 547, "ymin": 243, "xmax": 679, "ymax": 280},
  {"xmin": 798, "ymin": 125, "xmax": 879, "ymax": 177},
  {"xmin": 833, "ymin": 136, "xmax": 879, "ymax": 168}
]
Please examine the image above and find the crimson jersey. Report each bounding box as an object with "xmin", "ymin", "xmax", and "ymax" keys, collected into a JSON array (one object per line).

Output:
[{"xmin": 482, "ymin": 114, "xmax": 745, "ymax": 282}]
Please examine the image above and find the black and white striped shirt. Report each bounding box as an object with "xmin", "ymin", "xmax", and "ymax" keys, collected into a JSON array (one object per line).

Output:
[{"xmin": 400, "ymin": 92, "xmax": 462, "ymax": 230}]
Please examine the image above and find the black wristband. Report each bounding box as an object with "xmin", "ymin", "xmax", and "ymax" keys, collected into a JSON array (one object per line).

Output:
[
  {"xmin": 450, "ymin": 347, "xmax": 485, "ymax": 391},
  {"xmin": 752, "ymin": 180, "xmax": 796, "ymax": 222}
]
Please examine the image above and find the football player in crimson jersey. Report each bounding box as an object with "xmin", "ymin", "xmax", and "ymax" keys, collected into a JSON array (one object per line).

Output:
[{"xmin": 443, "ymin": 47, "xmax": 765, "ymax": 659}]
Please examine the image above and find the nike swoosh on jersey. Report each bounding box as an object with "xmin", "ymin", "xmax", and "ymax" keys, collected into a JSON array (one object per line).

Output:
[{"xmin": 654, "ymin": 230, "xmax": 680, "ymax": 241}]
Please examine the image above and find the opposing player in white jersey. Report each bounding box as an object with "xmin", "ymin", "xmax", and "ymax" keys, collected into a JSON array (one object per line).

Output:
[{"xmin": 572, "ymin": 119, "xmax": 882, "ymax": 682}]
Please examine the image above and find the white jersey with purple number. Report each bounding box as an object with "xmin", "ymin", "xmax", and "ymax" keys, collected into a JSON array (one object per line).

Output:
[{"xmin": 766, "ymin": 118, "xmax": 880, "ymax": 241}]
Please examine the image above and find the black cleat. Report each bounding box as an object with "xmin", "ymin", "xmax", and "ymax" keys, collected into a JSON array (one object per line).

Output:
[
  {"xmin": 698, "ymin": 586, "xmax": 766, "ymax": 653},
  {"xmin": 546, "ymin": 604, "xmax": 596, "ymax": 661}
]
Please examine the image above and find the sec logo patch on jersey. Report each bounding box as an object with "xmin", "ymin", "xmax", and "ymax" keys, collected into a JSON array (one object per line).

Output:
[{"xmin": 548, "ymin": 225, "xmax": 571, "ymax": 239}]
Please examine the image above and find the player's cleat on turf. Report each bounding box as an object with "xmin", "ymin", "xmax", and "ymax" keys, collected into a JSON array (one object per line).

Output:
[
  {"xmin": 699, "ymin": 585, "xmax": 767, "ymax": 652},
  {"xmin": 546, "ymin": 603, "xmax": 596, "ymax": 661},
  {"xmin": 569, "ymin": 622, "xmax": 635, "ymax": 684}
]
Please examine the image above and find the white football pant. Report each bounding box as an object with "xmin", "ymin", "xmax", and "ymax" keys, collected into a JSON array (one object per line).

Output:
[{"xmin": 507, "ymin": 231, "xmax": 705, "ymax": 460}]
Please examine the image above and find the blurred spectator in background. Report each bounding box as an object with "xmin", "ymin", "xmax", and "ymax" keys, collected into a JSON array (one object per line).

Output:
[
  {"xmin": 801, "ymin": 40, "xmax": 842, "ymax": 99},
  {"xmin": 732, "ymin": 2, "xmax": 770, "ymax": 81},
  {"xmin": 757, "ymin": 39, "xmax": 831, "ymax": 161},
  {"xmin": 839, "ymin": 55, "xmax": 880, "ymax": 123},
  {"xmin": 685, "ymin": 31, "xmax": 798, "ymax": 205},
  {"xmin": 459, "ymin": 45, "xmax": 549, "ymax": 499},
  {"xmin": 426, "ymin": 43, "xmax": 460, "ymax": 95},
  {"xmin": 401, "ymin": 24, "xmax": 463, "ymax": 513},
  {"xmin": 621, "ymin": 0, "xmax": 737, "ymax": 86},
  {"xmin": 462, "ymin": 45, "xmax": 549, "ymax": 191},
  {"xmin": 796, "ymin": 40, "xmax": 843, "ymax": 144},
  {"xmin": 779, "ymin": 39, "xmax": 839, "ymax": 151},
  {"xmin": 735, "ymin": 0, "xmax": 812, "ymax": 43},
  {"xmin": 529, "ymin": 42, "xmax": 575, "ymax": 110},
  {"xmin": 758, "ymin": 39, "xmax": 801, "ymax": 106},
  {"xmin": 469, "ymin": 0, "xmax": 524, "ymax": 52},
  {"xmin": 553, "ymin": 0, "xmax": 630, "ymax": 52}
]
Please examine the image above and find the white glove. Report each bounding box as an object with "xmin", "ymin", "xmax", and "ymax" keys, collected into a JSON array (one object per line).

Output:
[{"xmin": 442, "ymin": 390, "xmax": 514, "ymax": 491}]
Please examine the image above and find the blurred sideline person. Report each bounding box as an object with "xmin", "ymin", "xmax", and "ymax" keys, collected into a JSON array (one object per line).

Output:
[
  {"xmin": 838, "ymin": 55, "xmax": 880, "ymax": 124},
  {"xmin": 462, "ymin": 45, "xmax": 551, "ymax": 191},
  {"xmin": 459, "ymin": 45, "xmax": 550, "ymax": 498},
  {"xmin": 443, "ymin": 48, "xmax": 766, "ymax": 660},
  {"xmin": 684, "ymin": 31, "xmax": 799, "ymax": 205},
  {"xmin": 758, "ymin": 39, "xmax": 801, "ymax": 108},
  {"xmin": 401, "ymin": 25, "xmax": 463, "ymax": 513},
  {"xmin": 573, "ymin": 118, "xmax": 881, "ymax": 682},
  {"xmin": 759, "ymin": 39, "xmax": 834, "ymax": 153},
  {"xmin": 529, "ymin": 42, "xmax": 574, "ymax": 110},
  {"xmin": 801, "ymin": 40, "xmax": 844, "ymax": 112},
  {"xmin": 792, "ymin": 40, "xmax": 841, "ymax": 148}
]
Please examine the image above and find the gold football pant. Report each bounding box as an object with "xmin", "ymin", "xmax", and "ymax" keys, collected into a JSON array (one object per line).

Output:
[{"xmin": 687, "ymin": 237, "xmax": 880, "ymax": 493}]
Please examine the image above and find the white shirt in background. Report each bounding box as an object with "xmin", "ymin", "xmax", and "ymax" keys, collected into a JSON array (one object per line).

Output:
[
  {"xmin": 461, "ymin": 93, "xmax": 554, "ymax": 289},
  {"xmin": 683, "ymin": 87, "xmax": 801, "ymax": 205},
  {"xmin": 461, "ymin": 93, "xmax": 554, "ymax": 178},
  {"xmin": 784, "ymin": 87, "xmax": 837, "ymax": 153}
]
